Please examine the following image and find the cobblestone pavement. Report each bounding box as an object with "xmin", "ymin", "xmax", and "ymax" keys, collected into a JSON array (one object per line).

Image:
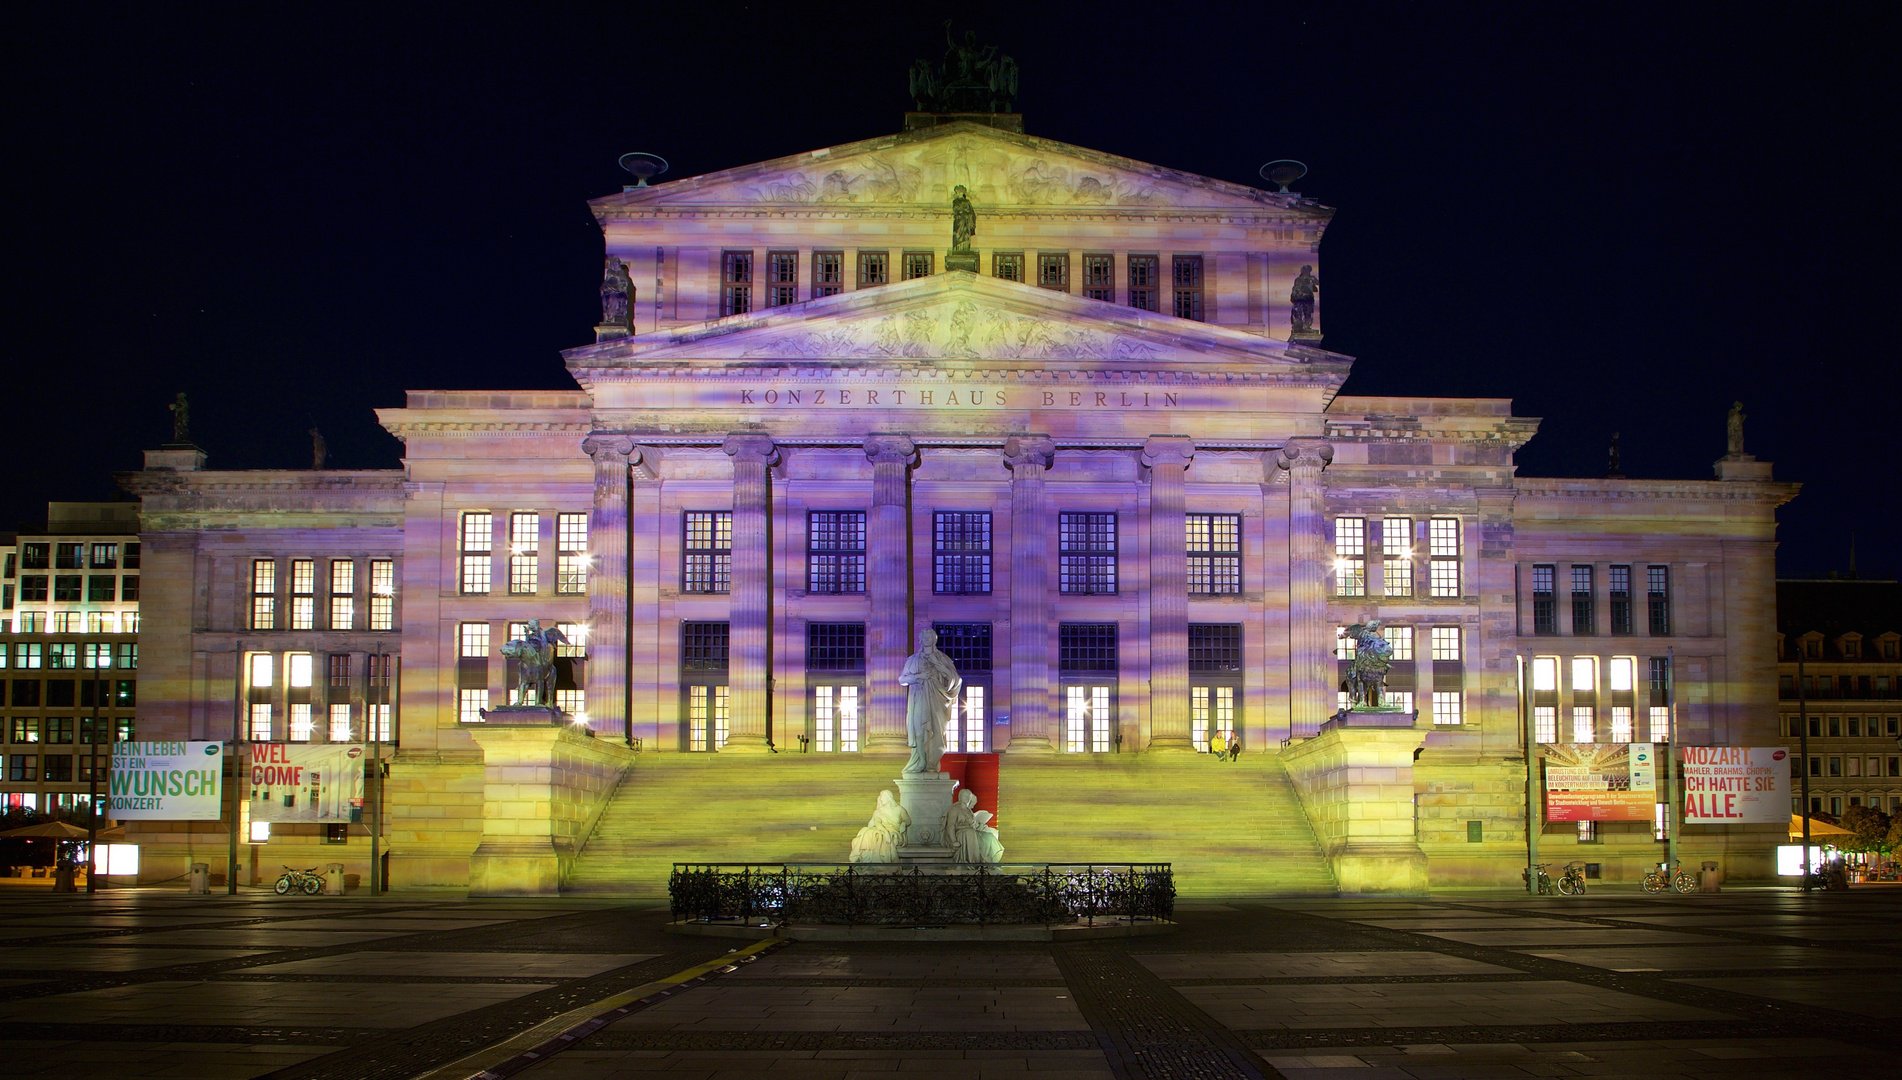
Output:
[{"xmin": 0, "ymin": 887, "xmax": 1896, "ymax": 1079}]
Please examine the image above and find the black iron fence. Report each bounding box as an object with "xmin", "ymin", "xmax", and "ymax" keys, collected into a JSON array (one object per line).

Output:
[{"xmin": 669, "ymin": 862, "xmax": 1174, "ymax": 926}]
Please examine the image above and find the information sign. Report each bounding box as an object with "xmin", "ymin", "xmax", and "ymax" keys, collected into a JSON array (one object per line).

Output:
[
  {"xmin": 1542, "ymin": 743, "xmax": 1656, "ymax": 821},
  {"xmin": 1681, "ymin": 746, "xmax": 1790, "ymax": 824},
  {"xmin": 108, "ymin": 741, "xmax": 224, "ymax": 820}
]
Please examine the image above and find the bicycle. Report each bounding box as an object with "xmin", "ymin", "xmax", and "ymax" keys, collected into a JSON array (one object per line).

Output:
[
  {"xmin": 1556, "ymin": 862, "xmax": 1588, "ymax": 895},
  {"xmin": 274, "ymin": 865, "xmax": 325, "ymax": 896},
  {"xmin": 1641, "ymin": 860, "xmax": 1697, "ymax": 894},
  {"xmin": 1522, "ymin": 863, "xmax": 1557, "ymax": 895}
]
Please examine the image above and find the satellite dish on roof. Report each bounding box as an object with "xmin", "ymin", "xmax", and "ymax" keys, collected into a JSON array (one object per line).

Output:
[
  {"xmin": 1259, "ymin": 159, "xmax": 1308, "ymax": 193},
  {"xmin": 619, "ymin": 152, "xmax": 670, "ymax": 187}
]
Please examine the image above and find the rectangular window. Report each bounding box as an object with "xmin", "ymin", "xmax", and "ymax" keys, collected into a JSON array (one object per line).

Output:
[
  {"xmin": 19, "ymin": 575, "xmax": 47, "ymax": 602},
  {"xmin": 1128, "ymin": 254, "xmax": 1159, "ymax": 311},
  {"xmin": 121, "ymin": 575, "xmax": 140, "ymax": 602},
  {"xmin": 1646, "ymin": 705, "xmax": 1670, "ymax": 742},
  {"xmin": 1570, "ymin": 565, "xmax": 1594, "ymax": 636},
  {"xmin": 1059, "ymin": 623, "xmax": 1118, "ymax": 673},
  {"xmin": 812, "ymin": 684, "xmax": 861, "ymax": 753},
  {"xmin": 1190, "ymin": 685, "xmax": 1237, "ymax": 752},
  {"xmin": 1531, "ymin": 655, "xmax": 1558, "ymax": 693},
  {"xmin": 811, "ymin": 251, "xmax": 844, "ymax": 299},
  {"xmin": 48, "ymin": 643, "xmax": 77, "ymax": 669},
  {"xmin": 460, "ymin": 512, "xmax": 493, "ymax": 594},
  {"xmin": 687, "ymin": 684, "xmax": 730, "ymax": 751},
  {"xmin": 330, "ymin": 560, "xmax": 355, "ymax": 630},
  {"xmin": 1609, "ymin": 655, "xmax": 1636, "ymax": 692},
  {"xmin": 124, "ymin": 543, "xmax": 140, "ymax": 569},
  {"xmin": 1334, "ymin": 517, "xmax": 1366, "ymax": 597},
  {"xmin": 951, "ymin": 684, "xmax": 985, "ymax": 752},
  {"xmin": 1172, "ymin": 255, "xmax": 1203, "ymax": 320},
  {"xmin": 460, "ymin": 622, "xmax": 491, "ymax": 658},
  {"xmin": 21, "ymin": 542, "xmax": 49, "ymax": 569},
  {"xmin": 1428, "ymin": 518, "xmax": 1461, "ymax": 597},
  {"xmin": 9, "ymin": 756, "xmax": 38, "ymax": 782},
  {"xmin": 1081, "ymin": 254, "xmax": 1114, "ymax": 301},
  {"xmin": 1647, "ymin": 566, "xmax": 1671, "ymax": 635},
  {"xmin": 290, "ymin": 559, "xmax": 315, "ymax": 630},
  {"xmin": 83, "ymin": 642, "xmax": 111, "ymax": 669},
  {"xmin": 1379, "ymin": 518, "xmax": 1412, "ymax": 596},
  {"xmin": 933, "ymin": 511, "xmax": 992, "ymax": 595},
  {"xmin": 1534, "ymin": 705, "xmax": 1558, "ymax": 743},
  {"xmin": 1609, "ymin": 564, "xmax": 1633, "ymax": 634},
  {"xmin": 1058, "ymin": 513, "xmax": 1118, "ymax": 595},
  {"xmin": 1038, "ymin": 252, "xmax": 1069, "ymax": 291},
  {"xmin": 805, "ymin": 623, "xmax": 866, "ymax": 673},
  {"xmin": 1430, "ymin": 626, "xmax": 1462, "ymax": 661},
  {"xmin": 766, "ymin": 250, "xmax": 798, "ymax": 306},
  {"xmin": 87, "ymin": 575, "xmax": 115, "ymax": 602},
  {"xmin": 1065, "ymin": 685, "xmax": 1114, "ymax": 753},
  {"xmin": 720, "ymin": 250, "xmax": 753, "ymax": 315},
  {"xmin": 90, "ymin": 543, "xmax": 118, "ymax": 569},
  {"xmin": 1610, "ymin": 705, "xmax": 1634, "ymax": 742},
  {"xmin": 992, "ymin": 252, "xmax": 1024, "ymax": 282},
  {"xmin": 248, "ymin": 702, "xmax": 273, "ymax": 742},
  {"xmin": 251, "ymin": 560, "xmax": 277, "ymax": 630},
  {"xmin": 369, "ymin": 559, "xmax": 395, "ymax": 629},
  {"xmin": 55, "ymin": 543, "xmax": 82, "ymax": 569},
  {"xmin": 367, "ymin": 654, "xmax": 393, "ymax": 742},
  {"xmin": 329, "ymin": 703, "xmax": 352, "ymax": 742},
  {"xmin": 1432, "ymin": 690, "xmax": 1462, "ymax": 726},
  {"xmin": 10, "ymin": 718, "xmax": 38, "ymax": 743},
  {"xmin": 15, "ymin": 643, "xmax": 42, "ymax": 669},
  {"xmin": 1188, "ymin": 624, "xmax": 1244, "ymax": 673},
  {"xmin": 1186, "ymin": 514, "xmax": 1241, "ymax": 595},
  {"xmin": 1572, "ymin": 655, "xmax": 1597, "ymax": 694},
  {"xmin": 1384, "ymin": 625, "xmax": 1414, "ymax": 661},
  {"xmin": 45, "ymin": 717, "xmax": 74, "ymax": 743},
  {"xmin": 807, "ymin": 512, "xmax": 867, "ymax": 594},
  {"xmin": 902, "ymin": 251, "xmax": 934, "ymax": 280},
  {"xmin": 683, "ymin": 511, "xmax": 733, "ymax": 593},
  {"xmin": 116, "ymin": 643, "xmax": 137, "ymax": 670},
  {"xmin": 556, "ymin": 512, "xmax": 589, "ymax": 594},
  {"xmin": 857, "ymin": 250, "xmax": 888, "ymax": 287},
  {"xmin": 289, "ymin": 702, "xmax": 314, "ymax": 742},
  {"xmin": 681, "ymin": 621, "xmax": 730, "ymax": 672},
  {"xmin": 507, "ymin": 512, "xmax": 540, "ymax": 594}
]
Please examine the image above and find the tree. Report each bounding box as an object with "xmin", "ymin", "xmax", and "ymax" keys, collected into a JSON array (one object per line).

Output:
[{"xmin": 1838, "ymin": 804, "xmax": 1893, "ymax": 857}]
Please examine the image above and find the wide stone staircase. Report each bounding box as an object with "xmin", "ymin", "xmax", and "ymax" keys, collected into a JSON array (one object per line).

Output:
[{"xmin": 563, "ymin": 750, "xmax": 1336, "ymax": 897}]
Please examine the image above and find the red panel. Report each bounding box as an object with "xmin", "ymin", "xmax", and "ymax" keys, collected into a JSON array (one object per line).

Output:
[{"xmin": 940, "ymin": 752, "xmax": 1000, "ymax": 826}]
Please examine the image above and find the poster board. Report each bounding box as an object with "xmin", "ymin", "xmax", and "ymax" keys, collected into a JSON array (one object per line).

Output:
[
  {"xmin": 108, "ymin": 741, "xmax": 224, "ymax": 820},
  {"xmin": 250, "ymin": 743, "xmax": 366, "ymax": 824},
  {"xmin": 1542, "ymin": 743, "xmax": 1656, "ymax": 822},
  {"xmin": 1681, "ymin": 746, "xmax": 1790, "ymax": 824}
]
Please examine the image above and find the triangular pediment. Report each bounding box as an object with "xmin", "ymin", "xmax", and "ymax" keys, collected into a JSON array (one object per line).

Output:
[
  {"xmin": 565, "ymin": 272, "xmax": 1352, "ymax": 374},
  {"xmin": 591, "ymin": 122, "xmax": 1325, "ymax": 214}
]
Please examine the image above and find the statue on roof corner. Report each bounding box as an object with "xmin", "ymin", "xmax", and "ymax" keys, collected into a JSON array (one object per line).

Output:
[
  {"xmin": 1290, "ymin": 265, "xmax": 1319, "ymax": 335},
  {"xmin": 168, "ymin": 392, "xmax": 191, "ymax": 444},
  {"xmin": 598, "ymin": 256, "xmax": 632, "ymax": 334},
  {"xmin": 1727, "ymin": 400, "xmax": 1747, "ymax": 457},
  {"xmin": 910, "ymin": 22, "xmax": 1016, "ymax": 114}
]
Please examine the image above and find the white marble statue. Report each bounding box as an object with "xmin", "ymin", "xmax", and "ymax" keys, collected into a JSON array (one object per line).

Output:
[
  {"xmin": 944, "ymin": 788, "xmax": 980, "ymax": 863},
  {"xmin": 971, "ymin": 810, "xmax": 1005, "ymax": 863},
  {"xmin": 899, "ymin": 628, "xmax": 963, "ymax": 777},
  {"xmin": 848, "ymin": 790, "xmax": 910, "ymax": 864}
]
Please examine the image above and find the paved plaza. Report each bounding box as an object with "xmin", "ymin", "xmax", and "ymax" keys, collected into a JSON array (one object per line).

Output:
[{"xmin": 0, "ymin": 888, "xmax": 1896, "ymax": 1079}]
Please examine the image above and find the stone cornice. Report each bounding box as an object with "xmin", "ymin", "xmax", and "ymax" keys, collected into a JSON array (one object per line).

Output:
[
  {"xmin": 119, "ymin": 469, "xmax": 406, "ymax": 496},
  {"xmin": 569, "ymin": 363, "xmax": 1348, "ymax": 388},
  {"xmin": 598, "ymin": 206, "xmax": 1326, "ymax": 228},
  {"xmin": 1515, "ymin": 477, "xmax": 1802, "ymax": 507}
]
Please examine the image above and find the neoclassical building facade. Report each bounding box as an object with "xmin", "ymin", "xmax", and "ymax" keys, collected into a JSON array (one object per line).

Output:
[{"xmin": 120, "ymin": 119, "xmax": 1797, "ymax": 892}]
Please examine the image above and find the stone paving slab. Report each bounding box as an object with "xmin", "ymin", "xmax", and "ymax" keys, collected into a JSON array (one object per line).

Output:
[
  {"xmin": 0, "ymin": 979, "xmax": 555, "ymax": 1027},
  {"xmin": 734, "ymin": 953, "xmax": 1062, "ymax": 981},
  {"xmin": 1675, "ymin": 974, "xmax": 1902, "ymax": 1017},
  {"xmin": 601, "ymin": 984, "xmax": 1092, "ymax": 1033},
  {"xmin": 247, "ymin": 917, "xmax": 514, "ymax": 932},
  {"xmin": 1135, "ymin": 951, "xmax": 1517, "ymax": 980},
  {"xmin": 243, "ymin": 950, "xmax": 659, "ymax": 977},
  {"xmin": 1263, "ymin": 1037, "xmax": 1891, "ymax": 1080},
  {"xmin": 108, "ymin": 928, "xmax": 411, "ymax": 948},
  {"xmin": 0, "ymin": 947, "xmax": 271, "ymax": 971},
  {"xmin": 1180, "ymin": 980, "xmax": 1732, "ymax": 1030},
  {"xmin": 2, "ymin": 1039, "xmax": 338, "ymax": 1079},
  {"xmin": 519, "ymin": 1047, "xmax": 1117, "ymax": 1079},
  {"xmin": 1351, "ymin": 916, "xmax": 1592, "ymax": 930},
  {"xmin": 1421, "ymin": 927, "xmax": 1715, "ymax": 946},
  {"xmin": 1522, "ymin": 944, "xmax": 1895, "ymax": 972}
]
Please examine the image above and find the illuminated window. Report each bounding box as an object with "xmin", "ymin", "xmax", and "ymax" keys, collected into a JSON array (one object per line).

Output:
[
  {"xmin": 251, "ymin": 560, "xmax": 277, "ymax": 630},
  {"xmin": 556, "ymin": 513, "xmax": 589, "ymax": 594},
  {"xmin": 683, "ymin": 512, "xmax": 732, "ymax": 594},
  {"xmin": 1608, "ymin": 564, "xmax": 1632, "ymax": 634},
  {"xmin": 1382, "ymin": 518, "xmax": 1412, "ymax": 596},
  {"xmin": 460, "ymin": 623, "xmax": 490, "ymax": 658},
  {"xmin": 1428, "ymin": 518, "xmax": 1460, "ymax": 597},
  {"xmin": 1191, "ymin": 685, "xmax": 1238, "ymax": 751},
  {"xmin": 370, "ymin": 559, "xmax": 395, "ymax": 630},
  {"xmin": 1336, "ymin": 628, "xmax": 1357, "ymax": 661},
  {"xmin": 1647, "ymin": 565, "xmax": 1671, "ymax": 635},
  {"xmin": 1431, "ymin": 627, "xmax": 1461, "ymax": 661},
  {"xmin": 1186, "ymin": 514, "xmax": 1241, "ymax": 595},
  {"xmin": 720, "ymin": 251, "xmax": 753, "ymax": 315},
  {"xmin": 329, "ymin": 703, "xmax": 352, "ymax": 742},
  {"xmin": 933, "ymin": 512, "xmax": 992, "ymax": 595},
  {"xmin": 506, "ymin": 512, "xmax": 539, "ymax": 594},
  {"xmin": 367, "ymin": 653, "xmax": 393, "ymax": 741},
  {"xmin": 330, "ymin": 560, "xmax": 355, "ymax": 630},
  {"xmin": 1128, "ymin": 254, "xmax": 1159, "ymax": 311},
  {"xmin": 556, "ymin": 688, "xmax": 585, "ymax": 716},
  {"xmin": 1534, "ymin": 705, "xmax": 1557, "ymax": 743},
  {"xmin": 286, "ymin": 559, "xmax": 315, "ymax": 630},
  {"xmin": 1038, "ymin": 252, "xmax": 1069, "ymax": 291},
  {"xmin": 1059, "ymin": 514, "xmax": 1117, "ymax": 595},
  {"xmin": 902, "ymin": 251, "xmax": 934, "ymax": 280},
  {"xmin": 116, "ymin": 643, "xmax": 136, "ymax": 669},
  {"xmin": 807, "ymin": 512, "xmax": 866, "ymax": 594},
  {"xmin": 1333, "ymin": 517, "xmax": 1366, "ymax": 597},
  {"xmin": 1532, "ymin": 656, "xmax": 1558, "ymax": 692},
  {"xmin": 1572, "ymin": 706, "xmax": 1595, "ymax": 743},
  {"xmin": 992, "ymin": 251, "xmax": 1024, "ymax": 282},
  {"xmin": 460, "ymin": 512, "xmax": 493, "ymax": 594},
  {"xmin": 1649, "ymin": 706, "xmax": 1671, "ymax": 742},
  {"xmin": 1066, "ymin": 685, "xmax": 1113, "ymax": 753},
  {"xmin": 951, "ymin": 684, "xmax": 985, "ymax": 752},
  {"xmin": 1610, "ymin": 706, "xmax": 1633, "ymax": 742},
  {"xmin": 48, "ymin": 642, "xmax": 77, "ymax": 669},
  {"xmin": 688, "ymin": 684, "xmax": 730, "ymax": 752},
  {"xmin": 1570, "ymin": 565, "xmax": 1594, "ymax": 635},
  {"xmin": 1384, "ymin": 626, "xmax": 1413, "ymax": 661},
  {"xmin": 84, "ymin": 642, "xmax": 112, "ymax": 669},
  {"xmin": 857, "ymin": 251, "xmax": 888, "ymax": 288},
  {"xmin": 1432, "ymin": 691, "xmax": 1462, "ymax": 725},
  {"xmin": 935, "ymin": 623, "xmax": 992, "ymax": 753},
  {"xmin": 1082, "ymin": 254, "xmax": 1114, "ymax": 301},
  {"xmin": 1572, "ymin": 656, "xmax": 1597, "ymax": 693},
  {"xmin": 248, "ymin": 702, "xmax": 273, "ymax": 742},
  {"xmin": 766, "ymin": 250, "xmax": 798, "ymax": 306},
  {"xmin": 811, "ymin": 251, "xmax": 844, "ymax": 299},
  {"xmin": 90, "ymin": 543, "xmax": 118, "ymax": 569},
  {"xmin": 1172, "ymin": 255, "xmax": 1203, "ymax": 320},
  {"xmin": 812, "ymin": 685, "xmax": 860, "ymax": 753}
]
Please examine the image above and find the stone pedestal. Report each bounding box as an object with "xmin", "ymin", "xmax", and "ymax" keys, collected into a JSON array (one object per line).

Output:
[
  {"xmin": 895, "ymin": 773, "xmax": 958, "ymax": 857},
  {"xmin": 945, "ymin": 251, "xmax": 979, "ymax": 273},
  {"xmin": 466, "ymin": 723, "xmax": 635, "ymax": 896},
  {"xmin": 1281, "ymin": 712, "xmax": 1430, "ymax": 895}
]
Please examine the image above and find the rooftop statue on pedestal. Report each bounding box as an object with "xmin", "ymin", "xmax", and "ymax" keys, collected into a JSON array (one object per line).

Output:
[
  {"xmin": 1727, "ymin": 400, "xmax": 1748, "ymax": 457},
  {"xmin": 167, "ymin": 392, "xmax": 191, "ymax": 446},
  {"xmin": 910, "ymin": 21, "xmax": 1018, "ymax": 114},
  {"xmin": 900, "ymin": 628, "xmax": 963, "ymax": 777}
]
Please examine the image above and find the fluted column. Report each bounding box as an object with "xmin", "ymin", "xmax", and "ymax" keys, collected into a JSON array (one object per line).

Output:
[
  {"xmin": 864, "ymin": 434, "xmax": 918, "ymax": 752},
  {"xmin": 1005, "ymin": 436, "xmax": 1057, "ymax": 753},
  {"xmin": 580, "ymin": 435, "xmax": 637, "ymax": 740},
  {"xmin": 1143, "ymin": 436, "xmax": 1196, "ymax": 751},
  {"xmin": 722, "ymin": 434, "xmax": 779, "ymax": 753},
  {"xmin": 1277, "ymin": 439, "xmax": 1334, "ymax": 738}
]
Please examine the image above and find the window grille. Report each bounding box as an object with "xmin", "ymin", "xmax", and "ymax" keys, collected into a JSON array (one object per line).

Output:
[
  {"xmin": 813, "ymin": 685, "xmax": 860, "ymax": 752},
  {"xmin": 1428, "ymin": 518, "xmax": 1460, "ymax": 597},
  {"xmin": 720, "ymin": 251, "xmax": 753, "ymax": 315},
  {"xmin": 509, "ymin": 512, "xmax": 539, "ymax": 594},
  {"xmin": 933, "ymin": 512, "xmax": 992, "ymax": 594},
  {"xmin": 1647, "ymin": 565, "xmax": 1671, "ymax": 635},
  {"xmin": 251, "ymin": 559, "xmax": 277, "ymax": 630},
  {"xmin": 902, "ymin": 251, "xmax": 934, "ymax": 280},
  {"xmin": 992, "ymin": 252, "xmax": 1024, "ymax": 282},
  {"xmin": 1334, "ymin": 517, "xmax": 1365, "ymax": 596},
  {"xmin": 807, "ymin": 512, "xmax": 866, "ymax": 594},
  {"xmin": 1059, "ymin": 513, "xmax": 1117, "ymax": 594},
  {"xmin": 1059, "ymin": 623, "xmax": 1118, "ymax": 673},
  {"xmin": 1432, "ymin": 691, "xmax": 1462, "ymax": 726},
  {"xmin": 1191, "ymin": 686, "xmax": 1238, "ymax": 752},
  {"xmin": 1571, "ymin": 565, "xmax": 1594, "ymax": 635},
  {"xmin": 556, "ymin": 513, "xmax": 589, "ymax": 594},
  {"xmin": 1082, "ymin": 254, "xmax": 1114, "ymax": 301},
  {"xmin": 1608, "ymin": 564, "xmax": 1632, "ymax": 634},
  {"xmin": 1038, "ymin": 252, "xmax": 1069, "ymax": 291},
  {"xmin": 766, "ymin": 250, "xmax": 798, "ymax": 306},
  {"xmin": 688, "ymin": 684, "xmax": 730, "ymax": 751},
  {"xmin": 811, "ymin": 251, "xmax": 844, "ymax": 298},
  {"xmin": 330, "ymin": 560, "xmax": 355, "ymax": 630},
  {"xmin": 460, "ymin": 512, "xmax": 493, "ymax": 594},
  {"xmin": 1382, "ymin": 517, "xmax": 1412, "ymax": 596},
  {"xmin": 1188, "ymin": 624, "xmax": 1243, "ymax": 672},
  {"xmin": 683, "ymin": 511, "xmax": 732, "ymax": 593},
  {"xmin": 1186, "ymin": 514, "xmax": 1241, "ymax": 595},
  {"xmin": 805, "ymin": 623, "xmax": 866, "ymax": 672},
  {"xmin": 1534, "ymin": 705, "xmax": 1557, "ymax": 743},
  {"xmin": 1065, "ymin": 685, "xmax": 1113, "ymax": 753},
  {"xmin": 681, "ymin": 622, "xmax": 729, "ymax": 672},
  {"xmin": 933, "ymin": 623, "xmax": 993, "ymax": 672},
  {"xmin": 1431, "ymin": 626, "xmax": 1462, "ymax": 661},
  {"xmin": 1128, "ymin": 255, "xmax": 1159, "ymax": 311},
  {"xmin": 369, "ymin": 559, "xmax": 395, "ymax": 629},
  {"xmin": 1384, "ymin": 625, "xmax": 1413, "ymax": 661},
  {"xmin": 1532, "ymin": 564, "xmax": 1556, "ymax": 634},
  {"xmin": 1172, "ymin": 255, "xmax": 1203, "ymax": 320},
  {"xmin": 857, "ymin": 251, "xmax": 888, "ymax": 287}
]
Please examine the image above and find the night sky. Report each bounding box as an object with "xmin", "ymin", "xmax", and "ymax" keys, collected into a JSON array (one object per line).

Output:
[{"xmin": 8, "ymin": 4, "xmax": 1895, "ymax": 576}]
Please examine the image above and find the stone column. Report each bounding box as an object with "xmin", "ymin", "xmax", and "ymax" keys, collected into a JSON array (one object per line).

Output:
[
  {"xmin": 580, "ymin": 435, "xmax": 637, "ymax": 740},
  {"xmin": 864, "ymin": 435, "xmax": 918, "ymax": 752},
  {"xmin": 1276, "ymin": 439, "xmax": 1334, "ymax": 739},
  {"xmin": 1005, "ymin": 436, "xmax": 1056, "ymax": 753},
  {"xmin": 722, "ymin": 434, "xmax": 779, "ymax": 753},
  {"xmin": 1142, "ymin": 436, "xmax": 1196, "ymax": 751}
]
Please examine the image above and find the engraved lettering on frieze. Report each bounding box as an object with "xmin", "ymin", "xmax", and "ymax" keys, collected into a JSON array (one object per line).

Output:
[
  {"xmin": 742, "ymin": 302, "xmax": 1161, "ymax": 361},
  {"xmin": 734, "ymin": 388, "xmax": 1180, "ymax": 409}
]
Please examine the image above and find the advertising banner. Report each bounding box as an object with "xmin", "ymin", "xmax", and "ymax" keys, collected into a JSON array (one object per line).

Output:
[
  {"xmin": 1681, "ymin": 746, "xmax": 1790, "ymax": 824},
  {"xmin": 250, "ymin": 743, "xmax": 366, "ymax": 824},
  {"xmin": 1542, "ymin": 743, "xmax": 1656, "ymax": 822},
  {"xmin": 108, "ymin": 741, "xmax": 224, "ymax": 820}
]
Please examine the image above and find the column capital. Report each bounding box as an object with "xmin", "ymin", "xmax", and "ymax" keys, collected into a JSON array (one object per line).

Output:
[
  {"xmin": 1275, "ymin": 438, "xmax": 1334, "ymax": 474},
  {"xmin": 1002, "ymin": 435, "xmax": 1055, "ymax": 472},
  {"xmin": 581, "ymin": 433, "xmax": 639, "ymax": 466},
  {"xmin": 1141, "ymin": 435, "xmax": 1196, "ymax": 471},
  {"xmin": 863, "ymin": 434, "xmax": 918, "ymax": 467},
  {"xmin": 721, "ymin": 433, "xmax": 779, "ymax": 467}
]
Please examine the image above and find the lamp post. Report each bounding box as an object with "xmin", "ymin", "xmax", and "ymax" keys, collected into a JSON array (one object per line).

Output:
[
  {"xmin": 1662, "ymin": 648, "xmax": 1679, "ymax": 874},
  {"xmin": 1797, "ymin": 654, "xmax": 1811, "ymax": 890},
  {"xmin": 1520, "ymin": 654, "xmax": 1539, "ymax": 895},
  {"xmin": 85, "ymin": 649, "xmax": 110, "ymax": 893}
]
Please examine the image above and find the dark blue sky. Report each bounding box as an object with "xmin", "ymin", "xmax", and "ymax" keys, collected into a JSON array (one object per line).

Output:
[{"xmin": 7, "ymin": 3, "xmax": 1895, "ymax": 575}]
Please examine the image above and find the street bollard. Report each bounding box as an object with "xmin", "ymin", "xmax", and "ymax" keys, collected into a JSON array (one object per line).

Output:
[
  {"xmin": 326, "ymin": 863, "xmax": 347, "ymax": 896},
  {"xmin": 1698, "ymin": 860, "xmax": 1723, "ymax": 893},
  {"xmin": 189, "ymin": 862, "xmax": 210, "ymax": 895}
]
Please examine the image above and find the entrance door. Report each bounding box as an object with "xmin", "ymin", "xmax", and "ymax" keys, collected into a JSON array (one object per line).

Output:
[
  {"xmin": 1191, "ymin": 684, "xmax": 1238, "ymax": 752},
  {"xmin": 685, "ymin": 683, "xmax": 729, "ymax": 751},
  {"xmin": 1064, "ymin": 684, "xmax": 1113, "ymax": 753},
  {"xmin": 947, "ymin": 683, "xmax": 988, "ymax": 752}
]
